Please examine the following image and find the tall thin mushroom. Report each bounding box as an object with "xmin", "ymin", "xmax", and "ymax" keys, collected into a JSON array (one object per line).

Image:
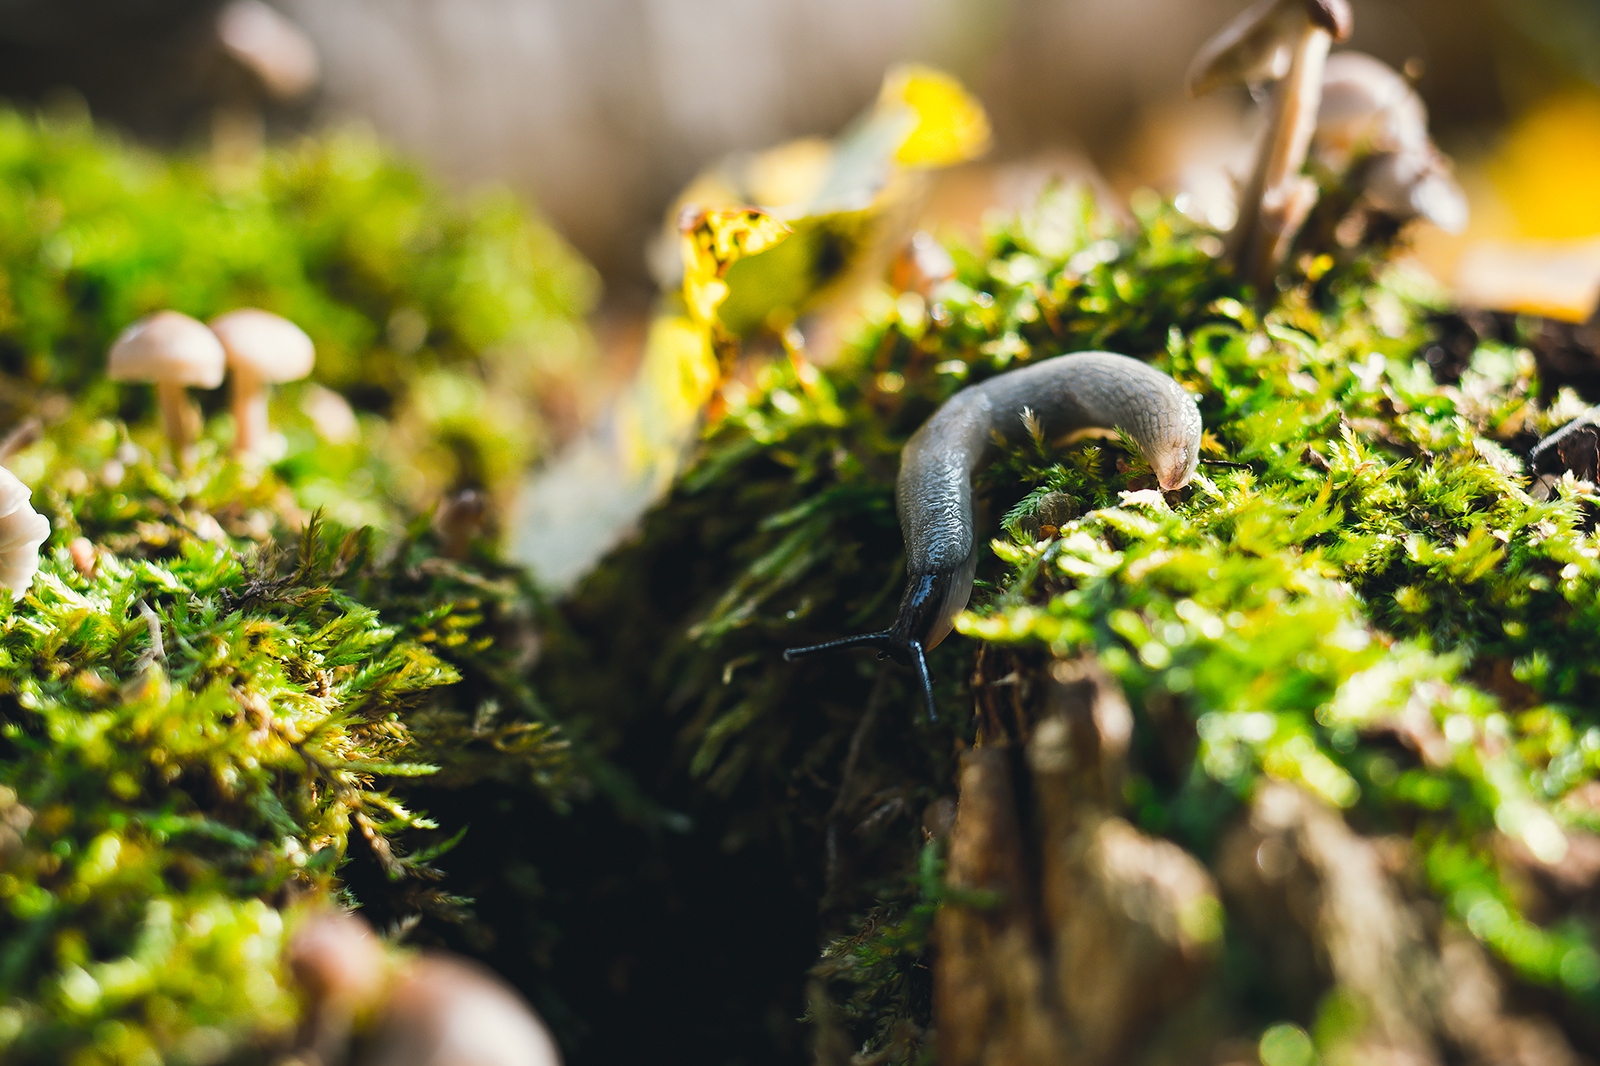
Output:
[
  {"xmin": 216, "ymin": 0, "xmax": 320, "ymax": 102},
  {"xmin": 107, "ymin": 311, "xmax": 227, "ymax": 468},
  {"xmin": 209, "ymin": 308, "xmax": 315, "ymax": 460},
  {"xmin": 210, "ymin": 0, "xmax": 321, "ymax": 175},
  {"xmin": 1187, "ymin": 0, "xmax": 1353, "ymax": 293}
]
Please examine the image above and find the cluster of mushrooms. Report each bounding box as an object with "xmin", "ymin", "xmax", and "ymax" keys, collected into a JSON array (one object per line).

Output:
[
  {"xmin": 107, "ymin": 307, "xmax": 316, "ymax": 466},
  {"xmin": 0, "ymin": 307, "xmax": 315, "ymax": 598},
  {"xmin": 1187, "ymin": 0, "xmax": 1467, "ymax": 291}
]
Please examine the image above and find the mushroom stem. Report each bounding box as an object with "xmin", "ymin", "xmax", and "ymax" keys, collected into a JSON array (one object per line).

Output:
[
  {"xmin": 155, "ymin": 378, "xmax": 195, "ymax": 467},
  {"xmin": 1228, "ymin": 22, "xmax": 1332, "ymax": 291},
  {"xmin": 230, "ymin": 366, "xmax": 270, "ymax": 458}
]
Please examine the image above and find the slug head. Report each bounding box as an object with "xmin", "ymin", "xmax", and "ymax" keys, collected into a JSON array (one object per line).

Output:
[
  {"xmin": 1152, "ymin": 440, "xmax": 1201, "ymax": 491},
  {"xmin": 1145, "ymin": 394, "xmax": 1204, "ymax": 491}
]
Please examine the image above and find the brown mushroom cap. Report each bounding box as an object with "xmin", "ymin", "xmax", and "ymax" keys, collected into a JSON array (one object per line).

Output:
[
  {"xmin": 216, "ymin": 0, "xmax": 321, "ymax": 101},
  {"xmin": 209, "ymin": 308, "xmax": 315, "ymax": 383},
  {"xmin": 1187, "ymin": 0, "xmax": 1353, "ymax": 97},
  {"xmin": 107, "ymin": 311, "xmax": 226, "ymax": 388},
  {"xmin": 1302, "ymin": 0, "xmax": 1352, "ymax": 39}
]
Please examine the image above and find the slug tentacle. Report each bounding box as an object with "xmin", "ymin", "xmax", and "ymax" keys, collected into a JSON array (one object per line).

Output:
[
  {"xmin": 782, "ymin": 629, "xmax": 938, "ymax": 724},
  {"xmin": 784, "ymin": 350, "xmax": 1202, "ymax": 722}
]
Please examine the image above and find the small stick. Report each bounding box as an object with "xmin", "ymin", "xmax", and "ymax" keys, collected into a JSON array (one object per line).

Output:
[{"xmin": 134, "ymin": 600, "xmax": 166, "ymax": 675}]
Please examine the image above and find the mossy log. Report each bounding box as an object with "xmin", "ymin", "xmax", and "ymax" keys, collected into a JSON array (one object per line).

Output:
[{"xmin": 524, "ymin": 187, "xmax": 1600, "ymax": 1064}]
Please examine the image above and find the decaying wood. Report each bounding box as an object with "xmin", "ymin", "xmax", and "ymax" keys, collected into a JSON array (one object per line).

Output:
[
  {"xmin": 934, "ymin": 651, "xmax": 1595, "ymax": 1065},
  {"xmin": 1219, "ymin": 781, "xmax": 1588, "ymax": 1066},
  {"xmin": 934, "ymin": 651, "xmax": 1220, "ymax": 1066}
]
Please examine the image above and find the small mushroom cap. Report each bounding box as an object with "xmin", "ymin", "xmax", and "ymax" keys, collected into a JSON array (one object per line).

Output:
[
  {"xmin": 0, "ymin": 466, "xmax": 50, "ymax": 595},
  {"xmin": 107, "ymin": 311, "xmax": 227, "ymax": 388},
  {"xmin": 217, "ymin": 0, "xmax": 321, "ymax": 100},
  {"xmin": 1187, "ymin": 0, "xmax": 1354, "ymax": 96},
  {"xmin": 209, "ymin": 309, "xmax": 315, "ymax": 383},
  {"xmin": 365, "ymin": 954, "xmax": 563, "ymax": 1066},
  {"xmin": 1315, "ymin": 52, "xmax": 1429, "ymax": 164},
  {"xmin": 287, "ymin": 908, "xmax": 387, "ymax": 1010}
]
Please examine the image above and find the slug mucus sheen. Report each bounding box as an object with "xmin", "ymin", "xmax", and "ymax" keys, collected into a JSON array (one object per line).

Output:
[{"xmin": 784, "ymin": 350, "xmax": 1204, "ymax": 722}]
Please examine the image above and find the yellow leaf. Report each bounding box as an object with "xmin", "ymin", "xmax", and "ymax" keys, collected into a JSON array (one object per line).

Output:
[
  {"xmin": 612, "ymin": 310, "xmax": 720, "ymax": 484},
  {"xmin": 880, "ymin": 64, "xmax": 992, "ymax": 168},
  {"xmin": 716, "ymin": 209, "xmax": 877, "ymax": 336},
  {"xmin": 680, "ymin": 207, "xmax": 792, "ymax": 324},
  {"xmin": 1490, "ymin": 90, "xmax": 1600, "ymax": 241}
]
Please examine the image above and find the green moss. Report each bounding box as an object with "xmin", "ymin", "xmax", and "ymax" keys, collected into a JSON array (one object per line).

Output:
[
  {"xmin": 540, "ymin": 185, "xmax": 1600, "ymax": 1058},
  {"xmin": 810, "ymin": 838, "xmax": 948, "ymax": 1062},
  {"xmin": 0, "ymin": 107, "xmax": 598, "ymax": 523},
  {"xmin": 0, "ymin": 441, "xmax": 574, "ymax": 1061},
  {"xmin": 8, "ymin": 102, "xmax": 1600, "ymax": 1061},
  {"xmin": 0, "ymin": 105, "xmax": 617, "ymax": 1063}
]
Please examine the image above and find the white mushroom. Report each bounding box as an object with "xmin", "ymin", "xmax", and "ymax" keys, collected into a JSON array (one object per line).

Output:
[
  {"xmin": 107, "ymin": 311, "xmax": 227, "ymax": 466},
  {"xmin": 0, "ymin": 466, "xmax": 50, "ymax": 595},
  {"xmin": 1313, "ymin": 52, "xmax": 1429, "ymax": 167},
  {"xmin": 1188, "ymin": 0, "xmax": 1353, "ymax": 291},
  {"xmin": 210, "ymin": 2, "xmax": 321, "ymax": 175},
  {"xmin": 208, "ymin": 308, "xmax": 315, "ymax": 460},
  {"xmin": 1358, "ymin": 148, "xmax": 1469, "ymax": 234},
  {"xmin": 287, "ymin": 908, "xmax": 563, "ymax": 1066},
  {"xmin": 287, "ymin": 909, "xmax": 390, "ymax": 1065},
  {"xmin": 1313, "ymin": 53, "xmax": 1468, "ymax": 234}
]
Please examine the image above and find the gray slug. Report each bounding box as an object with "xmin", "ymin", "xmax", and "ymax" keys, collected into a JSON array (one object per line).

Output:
[{"xmin": 784, "ymin": 350, "xmax": 1204, "ymax": 722}]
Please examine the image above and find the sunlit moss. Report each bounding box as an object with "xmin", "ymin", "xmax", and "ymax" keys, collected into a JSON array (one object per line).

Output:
[
  {"xmin": 562, "ymin": 184, "xmax": 1600, "ymax": 1057},
  {"xmin": 0, "ymin": 110, "xmax": 598, "ymax": 523},
  {"xmin": 0, "ymin": 435, "xmax": 570, "ymax": 1061}
]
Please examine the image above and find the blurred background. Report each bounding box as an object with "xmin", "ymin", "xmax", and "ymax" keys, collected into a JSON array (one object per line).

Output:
[{"xmin": 3, "ymin": 0, "xmax": 1599, "ymax": 317}]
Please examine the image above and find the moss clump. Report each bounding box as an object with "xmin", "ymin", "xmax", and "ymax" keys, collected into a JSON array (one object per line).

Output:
[
  {"xmin": 538, "ymin": 187, "xmax": 1600, "ymax": 1060},
  {"xmin": 0, "ymin": 515, "xmax": 417, "ymax": 1058},
  {"xmin": 0, "ymin": 299, "xmax": 579, "ymax": 1062},
  {"xmin": 0, "ymin": 423, "xmax": 570, "ymax": 1064},
  {"xmin": 0, "ymin": 109, "xmax": 604, "ymax": 1064},
  {"xmin": 0, "ymin": 107, "xmax": 598, "ymax": 523}
]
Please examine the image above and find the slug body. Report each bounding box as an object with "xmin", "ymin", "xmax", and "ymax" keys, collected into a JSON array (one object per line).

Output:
[{"xmin": 785, "ymin": 350, "xmax": 1203, "ymax": 721}]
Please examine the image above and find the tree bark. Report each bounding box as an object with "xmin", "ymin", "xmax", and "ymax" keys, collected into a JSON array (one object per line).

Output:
[
  {"xmin": 933, "ymin": 650, "xmax": 1594, "ymax": 1065},
  {"xmin": 935, "ymin": 652, "xmax": 1220, "ymax": 1066}
]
